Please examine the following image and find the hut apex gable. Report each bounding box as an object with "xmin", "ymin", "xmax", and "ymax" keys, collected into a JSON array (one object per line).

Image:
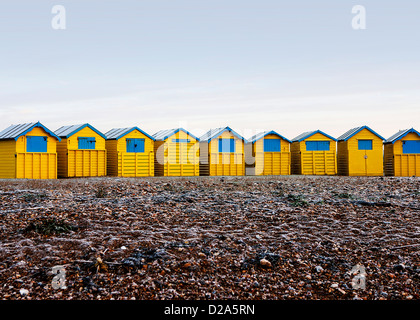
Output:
[
  {"xmin": 291, "ymin": 130, "xmax": 337, "ymax": 142},
  {"xmin": 55, "ymin": 124, "xmax": 106, "ymax": 140},
  {"xmin": 248, "ymin": 130, "xmax": 292, "ymax": 144},
  {"xmin": 199, "ymin": 127, "xmax": 247, "ymax": 143},
  {"xmin": 0, "ymin": 122, "xmax": 61, "ymax": 142},
  {"xmin": 337, "ymin": 126, "xmax": 385, "ymax": 141},
  {"xmin": 152, "ymin": 128, "xmax": 199, "ymax": 141},
  {"xmin": 385, "ymin": 128, "xmax": 420, "ymax": 144},
  {"xmin": 105, "ymin": 127, "xmax": 155, "ymax": 141}
]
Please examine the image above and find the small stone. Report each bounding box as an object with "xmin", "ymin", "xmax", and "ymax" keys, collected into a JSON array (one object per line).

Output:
[
  {"xmin": 393, "ymin": 264, "xmax": 405, "ymax": 272},
  {"xmin": 337, "ymin": 288, "xmax": 346, "ymax": 294},
  {"xmin": 198, "ymin": 252, "xmax": 206, "ymax": 258},
  {"xmin": 15, "ymin": 261, "xmax": 27, "ymax": 268},
  {"xmin": 260, "ymin": 259, "xmax": 272, "ymax": 268},
  {"xmin": 315, "ymin": 266, "xmax": 324, "ymax": 273},
  {"xmin": 19, "ymin": 289, "xmax": 29, "ymax": 296},
  {"xmin": 120, "ymin": 246, "xmax": 127, "ymax": 250},
  {"xmin": 330, "ymin": 283, "xmax": 339, "ymax": 289}
]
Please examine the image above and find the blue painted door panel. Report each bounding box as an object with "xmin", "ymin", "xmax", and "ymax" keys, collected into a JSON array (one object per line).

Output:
[
  {"xmin": 78, "ymin": 137, "xmax": 96, "ymax": 149},
  {"xmin": 403, "ymin": 141, "xmax": 420, "ymax": 154},
  {"xmin": 218, "ymin": 139, "xmax": 235, "ymax": 153},
  {"xmin": 306, "ymin": 141, "xmax": 330, "ymax": 151},
  {"xmin": 126, "ymin": 138, "xmax": 145, "ymax": 153},
  {"xmin": 27, "ymin": 136, "xmax": 47, "ymax": 152},
  {"xmin": 264, "ymin": 139, "xmax": 281, "ymax": 152}
]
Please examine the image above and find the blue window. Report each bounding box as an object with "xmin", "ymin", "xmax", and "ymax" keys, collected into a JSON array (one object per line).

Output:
[
  {"xmin": 317, "ymin": 141, "xmax": 330, "ymax": 151},
  {"xmin": 218, "ymin": 138, "xmax": 235, "ymax": 153},
  {"xmin": 172, "ymin": 139, "xmax": 190, "ymax": 143},
  {"xmin": 358, "ymin": 140, "xmax": 373, "ymax": 150},
  {"xmin": 403, "ymin": 141, "xmax": 420, "ymax": 154},
  {"xmin": 264, "ymin": 139, "xmax": 281, "ymax": 152},
  {"xmin": 126, "ymin": 138, "xmax": 145, "ymax": 153},
  {"xmin": 305, "ymin": 141, "xmax": 330, "ymax": 151},
  {"xmin": 306, "ymin": 141, "xmax": 318, "ymax": 151},
  {"xmin": 78, "ymin": 137, "xmax": 96, "ymax": 149},
  {"xmin": 26, "ymin": 136, "xmax": 47, "ymax": 152}
]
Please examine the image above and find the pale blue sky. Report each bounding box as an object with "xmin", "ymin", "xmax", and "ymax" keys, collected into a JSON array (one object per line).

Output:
[{"xmin": 0, "ymin": 0, "xmax": 419, "ymax": 140}]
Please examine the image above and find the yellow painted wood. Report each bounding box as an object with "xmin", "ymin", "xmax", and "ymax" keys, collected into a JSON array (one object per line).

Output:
[
  {"xmin": 245, "ymin": 134, "xmax": 291, "ymax": 176},
  {"xmin": 291, "ymin": 132, "xmax": 337, "ymax": 175},
  {"xmin": 66, "ymin": 149, "xmax": 106, "ymax": 177},
  {"xmin": 16, "ymin": 153, "xmax": 57, "ymax": 179},
  {"xmin": 56, "ymin": 126, "xmax": 106, "ymax": 178},
  {"xmin": 0, "ymin": 126, "xmax": 58, "ymax": 179},
  {"xmin": 154, "ymin": 131, "xmax": 199, "ymax": 176},
  {"xmin": 106, "ymin": 129, "xmax": 154, "ymax": 177},
  {"xmin": 384, "ymin": 132, "xmax": 420, "ymax": 176},
  {"xmin": 200, "ymin": 131, "xmax": 245, "ymax": 176},
  {"xmin": 0, "ymin": 140, "xmax": 16, "ymax": 179},
  {"xmin": 337, "ymin": 128, "xmax": 383, "ymax": 176}
]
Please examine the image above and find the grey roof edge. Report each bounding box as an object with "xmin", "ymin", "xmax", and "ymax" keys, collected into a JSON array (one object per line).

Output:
[
  {"xmin": 54, "ymin": 123, "xmax": 107, "ymax": 140},
  {"xmin": 0, "ymin": 122, "xmax": 61, "ymax": 141},
  {"xmin": 337, "ymin": 125, "xmax": 385, "ymax": 141},
  {"xmin": 105, "ymin": 127, "xmax": 155, "ymax": 141},
  {"xmin": 385, "ymin": 128, "xmax": 420, "ymax": 144},
  {"xmin": 292, "ymin": 130, "xmax": 337, "ymax": 142},
  {"xmin": 152, "ymin": 128, "xmax": 200, "ymax": 141},
  {"xmin": 199, "ymin": 126, "xmax": 247, "ymax": 143},
  {"xmin": 248, "ymin": 130, "xmax": 292, "ymax": 144}
]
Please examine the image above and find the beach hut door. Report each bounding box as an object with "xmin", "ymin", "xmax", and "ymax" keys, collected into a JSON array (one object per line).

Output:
[{"xmin": 358, "ymin": 140, "xmax": 372, "ymax": 176}]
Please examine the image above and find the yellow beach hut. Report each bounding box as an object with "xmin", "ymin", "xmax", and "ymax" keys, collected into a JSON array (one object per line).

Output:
[
  {"xmin": 0, "ymin": 122, "xmax": 60, "ymax": 179},
  {"xmin": 337, "ymin": 126, "xmax": 385, "ymax": 176},
  {"xmin": 105, "ymin": 127, "xmax": 155, "ymax": 177},
  {"xmin": 245, "ymin": 130, "xmax": 291, "ymax": 176},
  {"xmin": 291, "ymin": 130, "xmax": 337, "ymax": 175},
  {"xmin": 384, "ymin": 128, "xmax": 420, "ymax": 177},
  {"xmin": 199, "ymin": 127, "xmax": 246, "ymax": 176},
  {"xmin": 54, "ymin": 123, "xmax": 107, "ymax": 178},
  {"xmin": 152, "ymin": 128, "xmax": 199, "ymax": 176}
]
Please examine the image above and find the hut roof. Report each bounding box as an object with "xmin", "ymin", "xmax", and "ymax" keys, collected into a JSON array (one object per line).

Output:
[
  {"xmin": 55, "ymin": 124, "xmax": 106, "ymax": 139},
  {"xmin": 337, "ymin": 126, "xmax": 385, "ymax": 141},
  {"xmin": 105, "ymin": 127, "xmax": 155, "ymax": 141},
  {"xmin": 0, "ymin": 122, "xmax": 61, "ymax": 141},
  {"xmin": 152, "ymin": 128, "xmax": 199, "ymax": 141},
  {"xmin": 248, "ymin": 130, "xmax": 291, "ymax": 144},
  {"xmin": 199, "ymin": 127, "xmax": 247, "ymax": 143},
  {"xmin": 291, "ymin": 130, "xmax": 337, "ymax": 142},
  {"xmin": 385, "ymin": 128, "xmax": 420, "ymax": 144}
]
